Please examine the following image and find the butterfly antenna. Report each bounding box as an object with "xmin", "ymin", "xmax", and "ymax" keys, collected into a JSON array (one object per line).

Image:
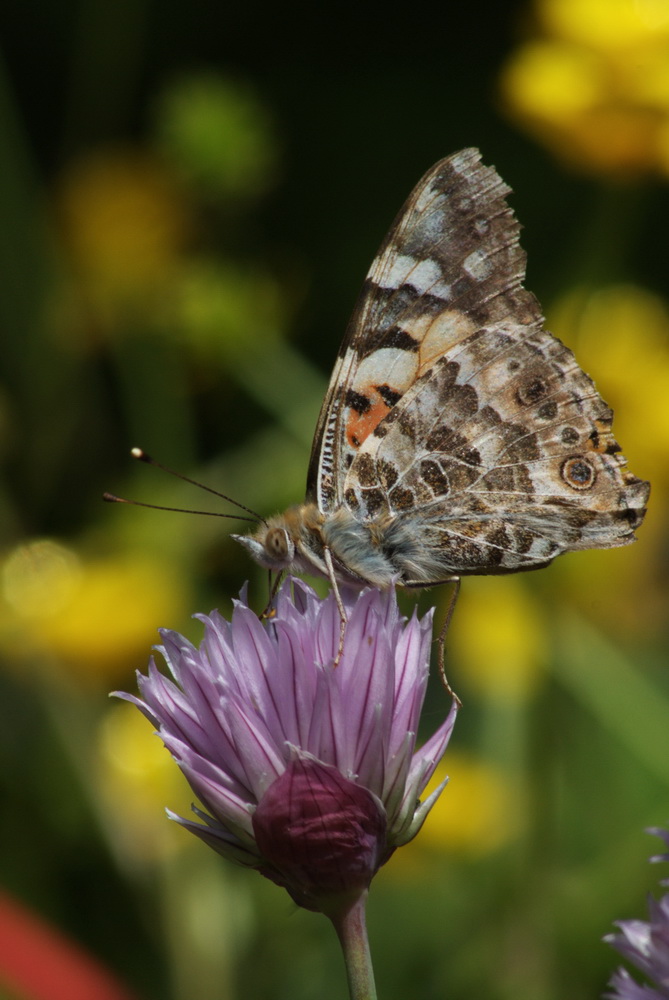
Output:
[
  {"xmin": 103, "ymin": 447, "xmax": 267, "ymax": 526},
  {"xmin": 102, "ymin": 492, "xmax": 260, "ymax": 525}
]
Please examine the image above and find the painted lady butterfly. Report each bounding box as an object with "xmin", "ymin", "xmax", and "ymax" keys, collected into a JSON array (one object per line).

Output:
[{"xmin": 235, "ymin": 149, "xmax": 649, "ymax": 593}]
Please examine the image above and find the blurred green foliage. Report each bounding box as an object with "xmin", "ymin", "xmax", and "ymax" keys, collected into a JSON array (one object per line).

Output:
[{"xmin": 0, "ymin": 1, "xmax": 668, "ymax": 998}]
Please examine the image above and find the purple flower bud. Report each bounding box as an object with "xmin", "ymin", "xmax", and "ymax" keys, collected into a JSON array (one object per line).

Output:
[
  {"xmin": 253, "ymin": 756, "xmax": 387, "ymax": 912},
  {"xmin": 117, "ymin": 578, "xmax": 457, "ymax": 913}
]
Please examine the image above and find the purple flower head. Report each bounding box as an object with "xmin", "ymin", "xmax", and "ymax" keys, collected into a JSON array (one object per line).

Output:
[
  {"xmin": 117, "ymin": 578, "xmax": 457, "ymax": 915},
  {"xmin": 604, "ymin": 829, "xmax": 669, "ymax": 1000}
]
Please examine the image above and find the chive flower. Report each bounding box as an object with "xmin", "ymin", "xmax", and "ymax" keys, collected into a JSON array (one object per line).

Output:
[{"xmin": 117, "ymin": 578, "xmax": 457, "ymax": 920}]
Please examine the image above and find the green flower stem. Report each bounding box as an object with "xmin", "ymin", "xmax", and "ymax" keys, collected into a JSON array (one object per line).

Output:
[{"xmin": 329, "ymin": 892, "xmax": 377, "ymax": 1000}]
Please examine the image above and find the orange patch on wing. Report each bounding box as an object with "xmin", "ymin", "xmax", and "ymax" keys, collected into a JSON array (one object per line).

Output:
[{"xmin": 346, "ymin": 391, "xmax": 391, "ymax": 448}]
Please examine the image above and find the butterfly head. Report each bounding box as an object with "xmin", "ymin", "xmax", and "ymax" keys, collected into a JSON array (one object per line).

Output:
[
  {"xmin": 232, "ymin": 503, "xmax": 328, "ymax": 577},
  {"xmin": 232, "ymin": 521, "xmax": 296, "ymax": 572}
]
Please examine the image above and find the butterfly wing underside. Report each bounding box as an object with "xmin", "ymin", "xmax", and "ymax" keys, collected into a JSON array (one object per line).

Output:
[{"xmin": 307, "ymin": 148, "xmax": 649, "ymax": 580}]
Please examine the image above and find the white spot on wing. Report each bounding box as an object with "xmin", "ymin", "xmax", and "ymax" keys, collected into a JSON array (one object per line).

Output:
[
  {"xmin": 414, "ymin": 180, "xmax": 442, "ymax": 213},
  {"xmin": 351, "ymin": 348, "xmax": 418, "ymax": 394},
  {"xmin": 463, "ymin": 249, "xmax": 494, "ymax": 281},
  {"xmin": 450, "ymin": 150, "xmax": 477, "ymax": 176},
  {"xmin": 373, "ymin": 253, "xmax": 451, "ymax": 298}
]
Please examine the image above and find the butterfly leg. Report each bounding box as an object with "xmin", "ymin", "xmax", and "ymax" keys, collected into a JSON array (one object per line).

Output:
[
  {"xmin": 260, "ymin": 569, "xmax": 284, "ymax": 621},
  {"xmin": 323, "ymin": 546, "xmax": 348, "ymax": 666},
  {"xmin": 436, "ymin": 577, "xmax": 462, "ymax": 706}
]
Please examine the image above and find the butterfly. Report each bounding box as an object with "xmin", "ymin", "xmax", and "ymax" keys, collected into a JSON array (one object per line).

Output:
[{"xmin": 234, "ymin": 148, "xmax": 649, "ymax": 599}]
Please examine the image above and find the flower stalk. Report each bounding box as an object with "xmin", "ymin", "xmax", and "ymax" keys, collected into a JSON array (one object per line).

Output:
[{"xmin": 330, "ymin": 893, "xmax": 377, "ymax": 1000}]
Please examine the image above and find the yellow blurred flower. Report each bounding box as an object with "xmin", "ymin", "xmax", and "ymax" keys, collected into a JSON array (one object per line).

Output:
[
  {"xmin": 0, "ymin": 539, "xmax": 189, "ymax": 684},
  {"xmin": 541, "ymin": 0, "xmax": 669, "ymax": 48},
  {"xmin": 96, "ymin": 700, "xmax": 194, "ymax": 864},
  {"xmin": 447, "ymin": 576, "xmax": 548, "ymax": 701},
  {"xmin": 500, "ymin": 0, "xmax": 669, "ymax": 176},
  {"xmin": 55, "ymin": 147, "xmax": 190, "ymax": 337}
]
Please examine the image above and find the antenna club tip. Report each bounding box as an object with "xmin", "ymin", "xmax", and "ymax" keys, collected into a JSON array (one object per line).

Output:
[
  {"xmin": 131, "ymin": 447, "xmax": 151, "ymax": 462},
  {"xmin": 102, "ymin": 492, "xmax": 122, "ymax": 503}
]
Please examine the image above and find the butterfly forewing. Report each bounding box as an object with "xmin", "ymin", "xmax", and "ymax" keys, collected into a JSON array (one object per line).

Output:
[{"xmin": 309, "ymin": 149, "xmax": 538, "ymax": 508}]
